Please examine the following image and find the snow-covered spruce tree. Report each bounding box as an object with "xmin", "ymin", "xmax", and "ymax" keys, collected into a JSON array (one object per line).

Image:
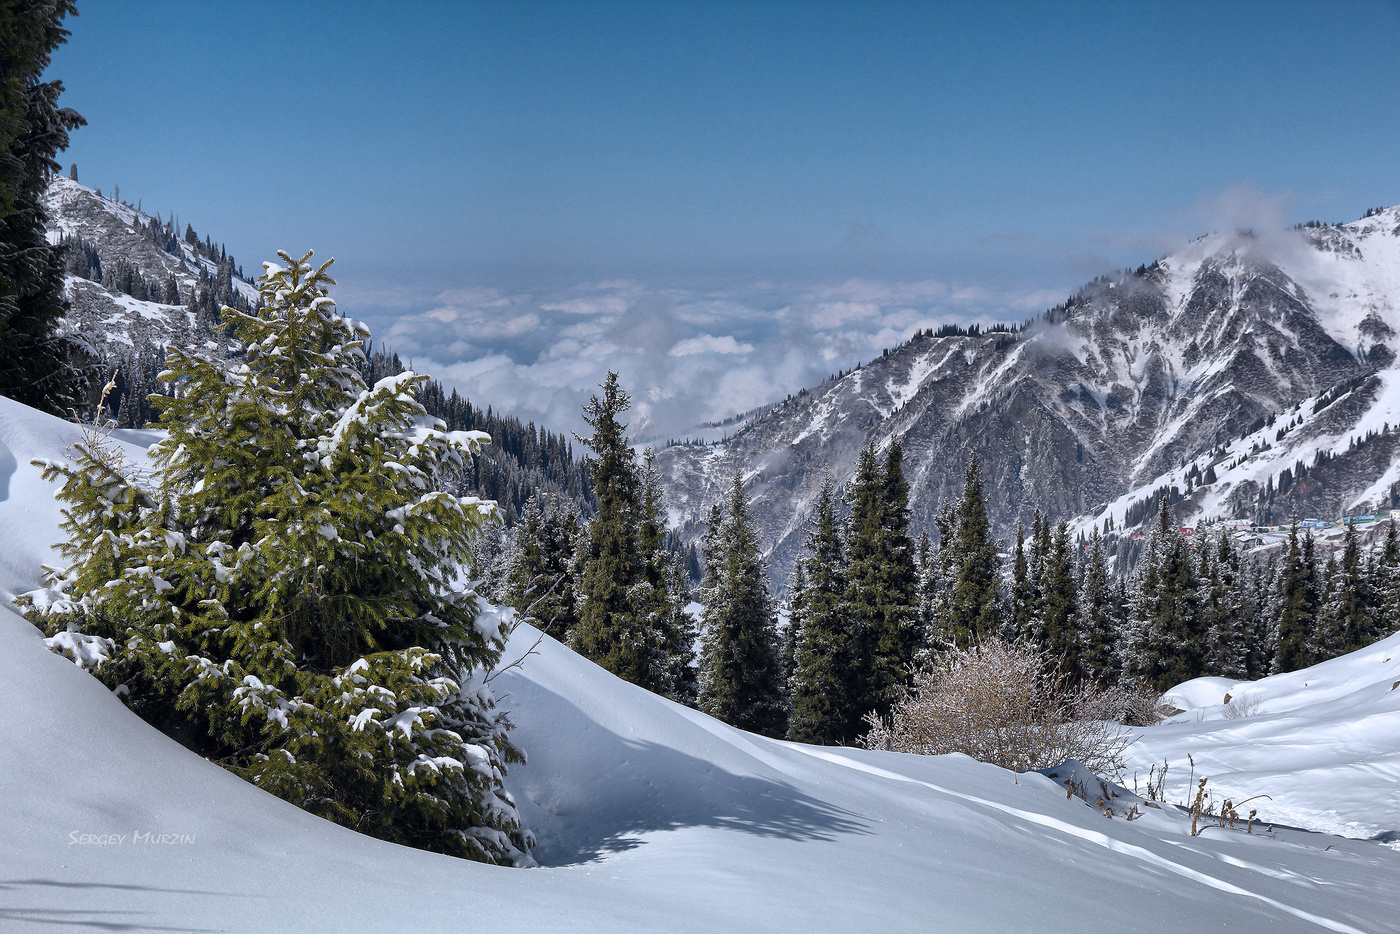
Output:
[
  {"xmin": 935, "ymin": 455, "xmax": 1001, "ymax": 648},
  {"xmin": 1075, "ymin": 529, "xmax": 1119, "ymax": 684},
  {"xmin": 1322, "ymin": 521, "xmax": 1372, "ymax": 654},
  {"xmin": 501, "ymin": 492, "xmax": 581, "ymax": 642},
  {"xmin": 698, "ymin": 473, "xmax": 787, "ymax": 737},
  {"xmin": 1274, "ymin": 525, "xmax": 1320, "ymax": 673},
  {"xmin": 638, "ymin": 449, "xmax": 699, "ymax": 704},
  {"xmin": 1039, "ymin": 519, "xmax": 1079, "ymax": 675},
  {"xmin": 1005, "ymin": 522, "xmax": 1033, "ymax": 642},
  {"xmin": 914, "ymin": 530, "xmax": 948, "ymax": 658},
  {"xmin": 1123, "ymin": 500, "xmax": 1203, "ymax": 692},
  {"xmin": 842, "ymin": 440, "xmax": 920, "ymax": 727},
  {"xmin": 1200, "ymin": 532, "xmax": 1244, "ymax": 680},
  {"xmin": 871, "ymin": 440, "xmax": 919, "ymax": 706},
  {"xmin": 23, "ymin": 251, "xmax": 533, "ymax": 865},
  {"xmin": 1372, "ymin": 520, "xmax": 1400, "ymax": 642},
  {"xmin": 782, "ymin": 562, "xmax": 805, "ymax": 684}
]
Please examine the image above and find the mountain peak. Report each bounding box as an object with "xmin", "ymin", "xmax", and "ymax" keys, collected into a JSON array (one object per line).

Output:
[{"xmin": 657, "ymin": 212, "xmax": 1400, "ymax": 582}]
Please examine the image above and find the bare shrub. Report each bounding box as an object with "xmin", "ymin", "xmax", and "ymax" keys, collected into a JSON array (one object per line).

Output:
[
  {"xmin": 1221, "ymin": 694, "xmax": 1262, "ymax": 719},
  {"xmin": 1106, "ymin": 681, "xmax": 1170, "ymax": 726},
  {"xmin": 862, "ymin": 638, "xmax": 1132, "ymax": 777}
]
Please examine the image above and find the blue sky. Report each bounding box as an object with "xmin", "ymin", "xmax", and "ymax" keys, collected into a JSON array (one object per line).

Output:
[{"xmin": 48, "ymin": 1, "xmax": 1400, "ymax": 437}]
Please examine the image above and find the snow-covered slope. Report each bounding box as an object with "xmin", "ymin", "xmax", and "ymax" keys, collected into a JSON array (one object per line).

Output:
[
  {"xmin": 1127, "ymin": 633, "xmax": 1400, "ymax": 841},
  {"xmin": 657, "ymin": 210, "xmax": 1400, "ymax": 578},
  {"xmin": 2, "ymin": 394, "xmax": 1397, "ymax": 932}
]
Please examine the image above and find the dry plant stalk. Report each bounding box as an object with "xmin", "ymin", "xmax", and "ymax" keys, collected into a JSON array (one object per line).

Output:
[
  {"xmin": 862, "ymin": 638, "xmax": 1137, "ymax": 777},
  {"xmin": 1190, "ymin": 778, "xmax": 1209, "ymax": 836}
]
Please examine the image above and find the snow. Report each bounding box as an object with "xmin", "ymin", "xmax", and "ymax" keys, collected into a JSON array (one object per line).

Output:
[
  {"xmin": 1, "ymin": 395, "xmax": 1397, "ymax": 931},
  {"xmin": 1127, "ymin": 632, "xmax": 1400, "ymax": 842},
  {"xmin": 1075, "ymin": 362, "xmax": 1400, "ymax": 538}
]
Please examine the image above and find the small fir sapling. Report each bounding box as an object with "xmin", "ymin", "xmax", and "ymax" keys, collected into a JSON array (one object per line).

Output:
[{"xmin": 21, "ymin": 250, "xmax": 533, "ymax": 865}]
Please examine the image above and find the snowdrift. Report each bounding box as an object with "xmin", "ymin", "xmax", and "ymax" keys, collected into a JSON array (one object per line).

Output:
[
  {"xmin": 1, "ymin": 395, "xmax": 1397, "ymax": 933},
  {"xmin": 1130, "ymin": 635, "xmax": 1400, "ymax": 841}
]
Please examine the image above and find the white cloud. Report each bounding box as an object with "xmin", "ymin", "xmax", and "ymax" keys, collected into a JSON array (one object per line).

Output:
[
  {"xmin": 362, "ymin": 274, "xmax": 1075, "ymax": 442},
  {"xmin": 669, "ymin": 334, "xmax": 755, "ymax": 357}
]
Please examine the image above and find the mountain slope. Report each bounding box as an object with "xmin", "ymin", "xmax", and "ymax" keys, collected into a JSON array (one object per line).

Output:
[
  {"xmin": 42, "ymin": 174, "xmax": 257, "ymax": 364},
  {"xmin": 656, "ymin": 210, "xmax": 1400, "ymax": 578},
  {"xmin": 2, "ymin": 395, "xmax": 1397, "ymax": 933}
]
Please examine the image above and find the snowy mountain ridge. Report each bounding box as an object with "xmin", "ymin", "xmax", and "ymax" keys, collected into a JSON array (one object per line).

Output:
[
  {"xmin": 41, "ymin": 174, "xmax": 257, "ymax": 362},
  {"xmin": 656, "ymin": 207, "xmax": 1400, "ymax": 579}
]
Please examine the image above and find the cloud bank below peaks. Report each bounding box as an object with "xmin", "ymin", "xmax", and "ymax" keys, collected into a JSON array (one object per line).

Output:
[{"xmin": 352, "ymin": 276, "xmax": 1065, "ymax": 443}]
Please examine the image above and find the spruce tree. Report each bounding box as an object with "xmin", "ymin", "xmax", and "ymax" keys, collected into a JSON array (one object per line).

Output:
[
  {"xmin": 1372, "ymin": 520, "xmax": 1400, "ymax": 642},
  {"xmin": 915, "ymin": 529, "xmax": 947, "ymax": 657},
  {"xmin": 1317, "ymin": 551, "xmax": 1342, "ymax": 658},
  {"xmin": 870, "ymin": 440, "xmax": 920, "ymax": 706},
  {"xmin": 787, "ymin": 477, "xmax": 854, "ymax": 743},
  {"xmin": 842, "ymin": 443, "xmax": 885, "ymax": 723},
  {"xmin": 24, "ymin": 251, "xmax": 532, "ymax": 864},
  {"xmin": 1275, "ymin": 525, "xmax": 1319, "ymax": 673},
  {"xmin": 1254, "ymin": 554, "xmax": 1284, "ymax": 678},
  {"xmin": 923, "ymin": 502, "xmax": 957, "ymax": 649},
  {"xmin": 1203, "ymin": 533, "xmax": 1249, "ymax": 679},
  {"xmin": 637, "ymin": 449, "xmax": 698, "ymax": 703},
  {"xmin": 502, "ymin": 493, "xmax": 580, "ymax": 642},
  {"xmin": 698, "ymin": 473, "xmax": 787, "ymax": 737},
  {"xmin": 944, "ymin": 454, "xmax": 1001, "ymax": 646},
  {"xmin": 1076, "ymin": 529, "xmax": 1118, "ymax": 683},
  {"xmin": 1007, "ymin": 523, "xmax": 1033, "ymax": 642},
  {"xmin": 783, "ymin": 562, "xmax": 805, "ymax": 685},
  {"xmin": 1026, "ymin": 511, "xmax": 1051, "ymax": 643},
  {"xmin": 571, "ymin": 372, "xmax": 669, "ymax": 691},
  {"xmin": 1325, "ymin": 521, "xmax": 1372, "ymax": 654},
  {"xmin": 1125, "ymin": 500, "xmax": 1204, "ymax": 691},
  {"xmin": 0, "ymin": 0, "xmax": 86, "ymax": 412},
  {"xmin": 842, "ymin": 441, "xmax": 920, "ymax": 724},
  {"xmin": 1040, "ymin": 520, "xmax": 1079, "ymax": 674}
]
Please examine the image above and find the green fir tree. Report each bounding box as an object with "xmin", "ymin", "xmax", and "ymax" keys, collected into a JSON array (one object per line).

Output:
[
  {"xmin": 698, "ymin": 474, "xmax": 788, "ymax": 737},
  {"xmin": 571, "ymin": 373, "xmax": 670, "ymax": 692},
  {"xmin": 1125, "ymin": 500, "xmax": 1204, "ymax": 691},
  {"xmin": 1275, "ymin": 525, "xmax": 1320, "ymax": 673},
  {"xmin": 943, "ymin": 454, "xmax": 1001, "ymax": 646},
  {"xmin": 787, "ymin": 476, "xmax": 854, "ymax": 743},
  {"xmin": 502, "ymin": 493, "xmax": 580, "ymax": 642},
  {"xmin": 1076, "ymin": 529, "xmax": 1119, "ymax": 683},
  {"xmin": 23, "ymin": 251, "xmax": 532, "ymax": 864},
  {"xmin": 1040, "ymin": 520, "xmax": 1079, "ymax": 674}
]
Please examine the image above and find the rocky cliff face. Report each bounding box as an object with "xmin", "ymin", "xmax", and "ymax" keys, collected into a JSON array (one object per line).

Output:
[{"xmin": 656, "ymin": 210, "xmax": 1400, "ymax": 583}]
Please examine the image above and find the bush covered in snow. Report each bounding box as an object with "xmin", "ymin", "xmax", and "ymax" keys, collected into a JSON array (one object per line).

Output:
[
  {"xmin": 21, "ymin": 251, "xmax": 533, "ymax": 865},
  {"xmin": 862, "ymin": 638, "xmax": 1141, "ymax": 776}
]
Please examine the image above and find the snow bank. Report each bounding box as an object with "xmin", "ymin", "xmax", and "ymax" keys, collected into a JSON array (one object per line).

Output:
[{"xmin": 1128, "ymin": 634, "xmax": 1400, "ymax": 842}]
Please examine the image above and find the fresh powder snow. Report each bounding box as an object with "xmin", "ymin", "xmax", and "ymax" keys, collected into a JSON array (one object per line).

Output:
[{"xmin": 1, "ymin": 394, "xmax": 1396, "ymax": 932}]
